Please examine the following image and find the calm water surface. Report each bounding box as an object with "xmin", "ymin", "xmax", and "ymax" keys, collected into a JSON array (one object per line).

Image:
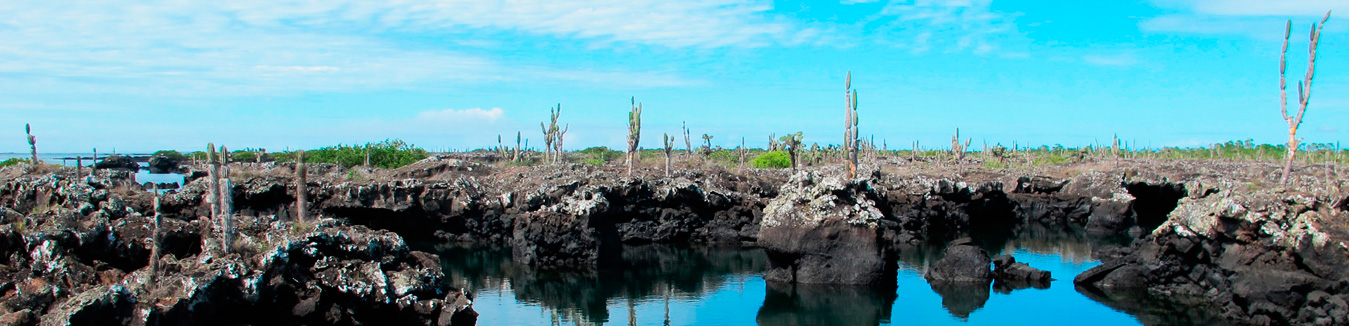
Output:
[{"xmin": 423, "ymin": 229, "xmax": 1145, "ymax": 326}]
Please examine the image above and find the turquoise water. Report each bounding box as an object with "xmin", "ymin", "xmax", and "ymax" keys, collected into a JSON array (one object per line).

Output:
[{"xmin": 428, "ymin": 234, "xmax": 1146, "ymax": 326}]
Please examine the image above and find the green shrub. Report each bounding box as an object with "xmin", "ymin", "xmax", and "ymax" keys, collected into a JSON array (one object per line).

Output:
[
  {"xmin": 1032, "ymin": 155, "xmax": 1070, "ymax": 165},
  {"xmin": 751, "ymin": 151, "xmax": 791, "ymax": 169},
  {"xmin": 707, "ymin": 149, "xmax": 739, "ymax": 167},
  {"xmin": 0, "ymin": 158, "xmax": 25, "ymax": 168},
  {"xmin": 151, "ymin": 150, "xmax": 187, "ymax": 160},
  {"xmin": 231, "ymin": 150, "xmax": 258, "ymax": 162},
  {"xmin": 577, "ymin": 146, "xmax": 623, "ymax": 166},
  {"xmin": 275, "ymin": 139, "xmax": 429, "ymax": 169}
]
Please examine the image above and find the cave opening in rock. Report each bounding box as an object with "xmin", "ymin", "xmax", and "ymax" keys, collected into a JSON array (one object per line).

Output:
[
  {"xmin": 1125, "ymin": 182, "xmax": 1186, "ymax": 234},
  {"xmin": 326, "ymin": 207, "xmax": 444, "ymax": 238}
]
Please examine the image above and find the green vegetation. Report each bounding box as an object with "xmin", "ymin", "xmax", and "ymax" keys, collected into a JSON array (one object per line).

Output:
[
  {"xmin": 274, "ymin": 139, "xmax": 428, "ymax": 169},
  {"xmin": 140, "ymin": 138, "xmax": 1348, "ymax": 174},
  {"xmin": 752, "ymin": 151, "xmax": 791, "ymax": 169},
  {"xmin": 152, "ymin": 150, "xmax": 187, "ymax": 160},
  {"xmin": 577, "ymin": 146, "xmax": 623, "ymax": 166},
  {"xmin": 0, "ymin": 157, "xmax": 25, "ymax": 168},
  {"xmin": 1032, "ymin": 155, "xmax": 1072, "ymax": 166},
  {"xmin": 706, "ymin": 148, "xmax": 740, "ymax": 168},
  {"xmin": 231, "ymin": 150, "xmax": 258, "ymax": 162}
]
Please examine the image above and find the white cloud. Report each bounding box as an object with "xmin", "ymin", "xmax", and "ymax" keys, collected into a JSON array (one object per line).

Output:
[
  {"xmin": 866, "ymin": 0, "xmax": 1026, "ymax": 55},
  {"xmin": 1140, "ymin": 13, "xmax": 1344, "ymax": 41},
  {"xmin": 1141, "ymin": 0, "xmax": 1340, "ymax": 39},
  {"xmin": 255, "ymin": 65, "xmax": 342, "ymax": 73},
  {"xmin": 1154, "ymin": 0, "xmax": 1344, "ymax": 17},
  {"xmin": 0, "ymin": 0, "xmax": 804, "ymax": 97},
  {"xmin": 1082, "ymin": 53, "xmax": 1139, "ymax": 67},
  {"xmin": 416, "ymin": 108, "xmax": 506, "ymax": 123}
]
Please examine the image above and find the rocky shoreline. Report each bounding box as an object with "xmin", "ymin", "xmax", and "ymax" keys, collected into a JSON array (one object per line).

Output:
[
  {"xmin": 0, "ymin": 169, "xmax": 476, "ymax": 325},
  {"xmin": 1, "ymin": 156, "xmax": 1345, "ymax": 325}
]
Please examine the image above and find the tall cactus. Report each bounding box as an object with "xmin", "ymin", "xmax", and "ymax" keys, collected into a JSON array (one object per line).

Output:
[
  {"xmin": 663, "ymin": 133, "xmax": 674, "ymax": 177},
  {"xmin": 206, "ymin": 144, "xmax": 221, "ymax": 227},
  {"xmin": 1280, "ymin": 11, "xmax": 1331, "ymax": 185},
  {"xmin": 296, "ymin": 149, "xmax": 308, "ymax": 223},
  {"xmin": 555, "ymin": 124, "xmax": 568, "ymax": 163},
  {"xmin": 541, "ymin": 104, "xmax": 563, "ymax": 164},
  {"xmin": 951, "ymin": 128, "xmax": 972, "ymax": 161},
  {"xmin": 740, "ymin": 137, "xmax": 747, "ymax": 167},
  {"xmin": 844, "ymin": 72, "xmax": 860, "ymax": 179},
  {"xmin": 701, "ymin": 134, "xmax": 713, "ymax": 156},
  {"xmin": 682, "ymin": 122, "xmax": 692, "ymax": 157},
  {"xmin": 514, "ymin": 132, "xmax": 522, "ymax": 162},
  {"xmin": 1111, "ymin": 134, "xmax": 1120, "ymax": 158},
  {"xmin": 149, "ymin": 184, "xmax": 162, "ymax": 281},
  {"xmin": 25, "ymin": 124, "xmax": 39, "ymax": 167},
  {"xmin": 627, "ymin": 97, "xmax": 643, "ymax": 176},
  {"xmin": 780, "ymin": 132, "xmax": 803, "ymax": 170},
  {"xmin": 217, "ymin": 145, "xmax": 234, "ymax": 253}
]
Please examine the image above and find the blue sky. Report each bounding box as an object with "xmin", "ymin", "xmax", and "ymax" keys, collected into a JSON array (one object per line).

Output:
[{"xmin": 1, "ymin": 0, "xmax": 1346, "ymax": 153}]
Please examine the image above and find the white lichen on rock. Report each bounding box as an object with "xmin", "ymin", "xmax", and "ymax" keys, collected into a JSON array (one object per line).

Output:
[{"xmin": 762, "ymin": 171, "xmax": 886, "ymax": 228}]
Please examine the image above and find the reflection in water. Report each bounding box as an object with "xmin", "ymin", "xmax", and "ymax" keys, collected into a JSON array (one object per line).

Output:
[
  {"xmin": 992, "ymin": 278, "xmax": 1050, "ymax": 294},
  {"xmin": 926, "ymin": 280, "xmax": 991, "ymax": 319},
  {"xmin": 890, "ymin": 224, "xmax": 1143, "ymax": 324},
  {"xmin": 756, "ymin": 282, "xmax": 896, "ymax": 326},
  {"xmin": 430, "ymin": 244, "xmax": 767, "ymax": 325},
  {"xmin": 419, "ymin": 227, "xmax": 1151, "ymax": 326},
  {"xmin": 1076, "ymin": 285, "xmax": 1228, "ymax": 326}
]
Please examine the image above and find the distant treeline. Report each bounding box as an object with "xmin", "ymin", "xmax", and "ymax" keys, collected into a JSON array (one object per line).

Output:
[{"xmin": 124, "ymin": 138, "xmax": 1344, "ymax": 171}]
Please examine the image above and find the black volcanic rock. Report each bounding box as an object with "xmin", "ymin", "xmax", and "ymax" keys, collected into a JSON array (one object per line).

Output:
[
  {"xmin": 758, "ymin": 172, "xmax": 893, "ymax": 285},
  {"xmin": 0, "ymin": 172, "xmax": 475, "ymax": 326},
  {"xmin": 94, "ymin": 155, "xmax": 139, "ymax": 171},
  {"xmin": 926, "ymin": 242, "xmax": 993, "ymax": 283},
  {"xmin": 146, "ymin": 154, "xmax": 180, "ymax": 174},
  {"xmin": 992, "ymin": 254, "xmax": 1051, "ymax": 283}
]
